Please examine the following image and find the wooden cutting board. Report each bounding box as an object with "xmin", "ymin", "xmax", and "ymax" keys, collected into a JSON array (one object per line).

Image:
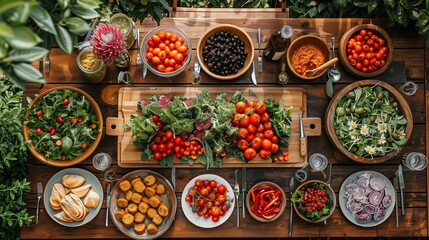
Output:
[{"xmin": 106, "ymin": 87, "xmax": 321, "ymax": 168}]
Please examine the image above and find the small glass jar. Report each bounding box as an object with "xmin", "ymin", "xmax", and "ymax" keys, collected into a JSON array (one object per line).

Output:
[
  {"xmin": 76, "ymin": 47, "xmax": 107, "ymax": 83},
  {"xmin": 110, "ymin": 13, "xmax": 135, "ymax": 49},
  {"xmin": 114, "ymin": 51, "xmax": 131, "ymax": 70}
]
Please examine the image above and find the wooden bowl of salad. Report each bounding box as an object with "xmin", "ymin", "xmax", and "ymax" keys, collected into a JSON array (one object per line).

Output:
[
  {"xmin": 23, "ymin": 87, "xmax": 103, "ymax": 167},
  {"xmin": 291, "ymin": 180, "xmax": 336, "ymax": 223}
]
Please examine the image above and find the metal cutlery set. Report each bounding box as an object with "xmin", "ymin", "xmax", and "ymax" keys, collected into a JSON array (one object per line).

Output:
[{"xmin": 393, "ymin": 164, "xmax": 405, "ymax": 227}]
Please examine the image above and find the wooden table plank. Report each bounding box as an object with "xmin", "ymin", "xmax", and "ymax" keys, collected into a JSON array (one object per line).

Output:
[{"xmin": 21, "ymin": 15, "xmax": 427, "ymax": 239}]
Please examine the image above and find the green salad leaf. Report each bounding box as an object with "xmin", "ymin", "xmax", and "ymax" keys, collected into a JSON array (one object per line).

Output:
[{"xmin": 25, "ymin": 89, "xmax": 101, "ymax": 160}]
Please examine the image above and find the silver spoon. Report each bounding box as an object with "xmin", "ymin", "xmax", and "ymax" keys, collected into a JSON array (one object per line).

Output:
[
  {"xmin": 278, "ymin": 53, "xmax": 289, "ymax": 84},
  {"xmin": 326, "ymin": 37, "xmax": 341, "ymax": 97}
]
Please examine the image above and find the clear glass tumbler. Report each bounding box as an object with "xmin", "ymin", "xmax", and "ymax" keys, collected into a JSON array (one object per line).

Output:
[{"xmin": 402, "ymin": 152, "xmax": 428, "ymax": 171}]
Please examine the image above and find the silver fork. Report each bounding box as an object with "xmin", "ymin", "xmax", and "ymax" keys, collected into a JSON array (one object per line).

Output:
[{"xmin": 36, "ymin": 182, "xmax": 43, "ymax": 224}]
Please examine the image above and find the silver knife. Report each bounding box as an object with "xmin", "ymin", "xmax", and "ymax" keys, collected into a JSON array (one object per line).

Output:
[
  {"xmin": 398, "ymin": 164, "xmax": 405, "ymax": 215},
  {"xmin": 288, "ymin": 177, "xmax": 295, "ymax": 237},
  {"xmin": 234, "ymin": 169, "xmax": 240, "ymax": 227},
  {"xmin": 241, "ymin": 167, "xmax": 247, "ymax": 218},
  {"xmin": 105, "ymin": 184, "xmax": 111, "ymax": 227},
  {"xmin": 393, "ymin": 173, "xmax": 399, "ymax": 228},
  {"xmin": 323, "ymin": 163, "xmax": 332, "ymax": 224},
  {"xmin": 251, "ymin": 61, "xmax": 257, "ymax": 85},
  {"xmin": 191, "ymin": 36, "xmax": 201, "ymax": 85},
  {"xmin": 299, "ymin": 108, "xmax": 306, "ymax": 157}
]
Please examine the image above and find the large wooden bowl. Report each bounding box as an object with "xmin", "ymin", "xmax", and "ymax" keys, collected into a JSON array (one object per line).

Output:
[
  {"xmin": 325, "ymin": 80, "xmax": 412, "ymax": 164},
  {"xmin": 23, "ymin": 87, "xmax": 103, "ymax": 167},
  {"xmin": 197, "ymin": 24, "xmax": 254, "ymax": 80},
  {"xmin": 292, "ymin": 180, "xmax": 336, "ymax": 223},
  {"xmin": 339, "ymin": 24, "xmax": 394, "ymax": 78},
  {"xmin": 286, "ymin": 35, "xmax": 331, "ymax": 80}
]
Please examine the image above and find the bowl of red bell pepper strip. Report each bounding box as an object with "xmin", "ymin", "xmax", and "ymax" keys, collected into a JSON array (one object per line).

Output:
[{"xmin": 246, "ymin": 181, "xmax": 286, "ymax": 222}]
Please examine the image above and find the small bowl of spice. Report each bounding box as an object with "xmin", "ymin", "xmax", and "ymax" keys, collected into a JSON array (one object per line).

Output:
[{"xmin": 287, "ymin": 35, "xmax": 330, "ymax": 80}]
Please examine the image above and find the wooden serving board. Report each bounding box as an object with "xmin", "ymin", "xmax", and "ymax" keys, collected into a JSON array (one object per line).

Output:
[{"xmin": 106, "ymin": 87, "xmax": 321, "ymax": 168}]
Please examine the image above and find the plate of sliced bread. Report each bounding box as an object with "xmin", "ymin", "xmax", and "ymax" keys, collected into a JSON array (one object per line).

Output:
[{"xmin": 43, "ymin": 168, "xmax": 103, "ymax": 227}]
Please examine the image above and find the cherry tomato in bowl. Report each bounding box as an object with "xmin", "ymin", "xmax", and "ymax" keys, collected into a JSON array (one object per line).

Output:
[
  {"xmin": 141, "ymin": 27, "xmax": 192, "ymax": 77},
  {"xmin": 339, "ymin": 24, "xmax": 393, "ymax": 78}
]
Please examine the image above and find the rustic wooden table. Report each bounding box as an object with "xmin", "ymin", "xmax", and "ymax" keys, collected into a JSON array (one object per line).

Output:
[{"xmin": 22, "ymin": 13, "xmax": 428, "ymax": 238}]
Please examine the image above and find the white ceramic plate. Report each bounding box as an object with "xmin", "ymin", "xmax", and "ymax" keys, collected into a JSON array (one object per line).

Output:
[
  {"xmin": 43, "ymin": 168, "xmax": 103, "ymax": 227},
  {"xmin": 181, "ymin": 174, "xmax": 235, "ymax": 228},
  {"xmin": 339, "ymin": 170, "xmax": 395, "ymax": 227}
]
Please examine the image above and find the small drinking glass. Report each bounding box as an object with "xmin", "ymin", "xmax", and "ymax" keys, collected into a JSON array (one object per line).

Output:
[
  {"xmin": 309, "ymin": 153, "xmax": 328, "ymax": 171},
  {"xmin": 92, "ymin": 153, "xmax": 112, "ymax": 171},
  {"xmin": 402, "ymin": 152, "xmax": 428, "ymax": 171}
]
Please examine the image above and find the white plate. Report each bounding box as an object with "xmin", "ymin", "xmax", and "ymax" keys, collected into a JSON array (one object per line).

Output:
[
  {"xmin": 181, "ymin": 174, "xmax": 235, "ymax": 228},
  {"xmin": 339, "ymin": 170, "xmax": 395, "ymax": 227},
  {"xmin": 43, "ymin": 168, "xmax": 103, "ymax": 227}
]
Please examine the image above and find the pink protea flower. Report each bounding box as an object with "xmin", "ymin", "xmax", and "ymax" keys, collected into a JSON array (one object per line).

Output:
[{"xmin": 90, "ymin": 23, "xmax": 126, "ymax": 63}]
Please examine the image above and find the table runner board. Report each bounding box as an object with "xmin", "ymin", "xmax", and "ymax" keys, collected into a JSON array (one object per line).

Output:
[{"xmin": 106, "ymin": 86, "xmax": 321, "ymax": 168}]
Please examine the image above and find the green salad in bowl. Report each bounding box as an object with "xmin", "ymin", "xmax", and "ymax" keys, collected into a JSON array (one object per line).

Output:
[
  {"xmin": 291, "ymin": 180, "xmax": 335, "ymax": 223},
  {"xmin": 24, "ymin": 87, "xmax": 103, "ymax": 167}
]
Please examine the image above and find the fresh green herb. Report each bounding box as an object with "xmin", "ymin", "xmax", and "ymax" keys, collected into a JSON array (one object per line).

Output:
[
  {"xmin": 25, "ymin": 89, "xmax": 101, "ymax": 160},
  {"xmin": 333, "ymin": 85, "xmax": 407, "ymax": 158},
  {"xmin": 0, "ymin": 78, "xmax": 33, "ymax": 239},
  {"xmin": 264, "ymin": 98, "xmax": 293, "ymax": 147}
]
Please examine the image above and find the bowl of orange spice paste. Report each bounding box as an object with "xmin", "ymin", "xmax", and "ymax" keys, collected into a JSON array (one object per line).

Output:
[{"xmin": 287, "ymin": 35, "xmax": 331, "ymax": 80}]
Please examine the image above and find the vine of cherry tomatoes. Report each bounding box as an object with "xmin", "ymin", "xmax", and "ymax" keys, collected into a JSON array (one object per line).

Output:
[
  {"xmin": 146, "ymin": 31, "xmax": 189, "ymax": 73},
  {"xmin": 150, "ymin": 115, "xmax": 204, "ymax": 161},
  {"xmin": 346, "ymin": 29, "xmax": 389, "ymax": 73},
  {"xmin": 232, "ymin": 101, "xmax": 289, "ymax": 161},
  {"xmin": 185, "ymin": 179, "xmax": 231, "ymax": 222}
]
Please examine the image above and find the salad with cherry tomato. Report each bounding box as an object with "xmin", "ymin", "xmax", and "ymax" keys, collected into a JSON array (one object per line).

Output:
[
  {"xmin": 345, "ymin": 29, "xmax": 389, "ymax": 73},
  {"xmin": 184, "ymin": 179, "xmax": 232, "ymax": 222},
  {"xmin": 25, "ymin": 89, "xmax": 100, "ymax": 160},
  {"xmin": 291, "ymin": 181, "xmax": 334, "ymax": 221},
  {"xmin": 249, "ymin": 183, "xmax": 284, "ymax": 220}
]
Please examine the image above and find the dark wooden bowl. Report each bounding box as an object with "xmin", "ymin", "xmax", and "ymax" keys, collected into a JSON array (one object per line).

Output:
[
  {"xmin": 197, "ymin": 24, "xmax": 254, "ymax": 80},
  {"xmin": 23, "ymin": 87, "xmax": 103, "ymax": 167},
  {"xmin": 292, "ymin": 180, "xmax": 336, "ymax": 223},
  {"xmin": 286, "ymin": 35, "xmax": 331, "ymax": 80},
  {"xmin": 325, "ymin": 80, "xmax": 413, "ymax": 164},
  {"xmin": 339, "ymin": 24, "xmax": 394, "ymax": 78}
]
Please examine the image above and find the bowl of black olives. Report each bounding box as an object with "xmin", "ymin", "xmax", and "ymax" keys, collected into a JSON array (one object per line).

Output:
[{"xmin": 197, "ymin": 24, "xmax": 254, "ymax": 80}]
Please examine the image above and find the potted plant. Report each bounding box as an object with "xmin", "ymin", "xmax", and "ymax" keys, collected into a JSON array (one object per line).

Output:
[
  {"xmin": 114, "ymin": 51, "xmax": 131, "ymax": 70},
  {"xmin": 77, "ymin": 23, "xmax": 127, "ymax": 82}
]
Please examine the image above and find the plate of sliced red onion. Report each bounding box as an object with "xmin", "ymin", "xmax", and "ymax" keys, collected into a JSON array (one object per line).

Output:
[{"xmin": 339, "ymin": 170, "xmax": 395, "ymax": 227}]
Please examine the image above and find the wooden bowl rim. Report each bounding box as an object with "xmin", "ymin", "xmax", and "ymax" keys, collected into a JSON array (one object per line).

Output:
[
  {"xmin": 339, "ymin": 24, "xmax": 394, "ymax": 78},
  {"xmin": 245, "ymin": 181, "xmax": 287, "ymax": 222},
  {"xmin": 196, "ymin": 24, "xmax": 255, "ymax": 81},
  {"xmin": 292, "ymin": 180, "xmax": 336, "ymax": 223},
  {"xmin": 286, "ymin": 35, "xmax": 331, "ymax": 80},
  {"xmin": 23, "ymin": 86, "xmax": 103, "ymax": 167},
  {"xmin": 325, "ymin": 80, "xmax": 413, "ymax": 164}
]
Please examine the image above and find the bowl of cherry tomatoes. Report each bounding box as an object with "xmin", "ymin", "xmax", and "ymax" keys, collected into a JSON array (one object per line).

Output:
[
  {"xmin": 141, "ymin": 26, "xmax": 192, "ymax": 77},
  {"xmin": 339, "ymin": 24, "xmax": 393, "ymax": 78}
]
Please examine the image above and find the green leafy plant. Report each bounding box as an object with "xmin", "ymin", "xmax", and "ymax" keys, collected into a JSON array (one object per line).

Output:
[
  {"xmin": 180, "ymin": 0, "xmax": 271, "ymax": 8},
  {"xmin": 287, "ymin": 0, "xmax": 429, "ymax": 47},
  {"xmin": 104, "ymin": 0, "xmax": 172, "ymax": 25},
  {"xmin": 0, "ymin": 0, "xmax": 102, "ymax": 89},
  {"xmin": 0, "ymin": 77, "xmax": 33, "ymax": 239}
]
